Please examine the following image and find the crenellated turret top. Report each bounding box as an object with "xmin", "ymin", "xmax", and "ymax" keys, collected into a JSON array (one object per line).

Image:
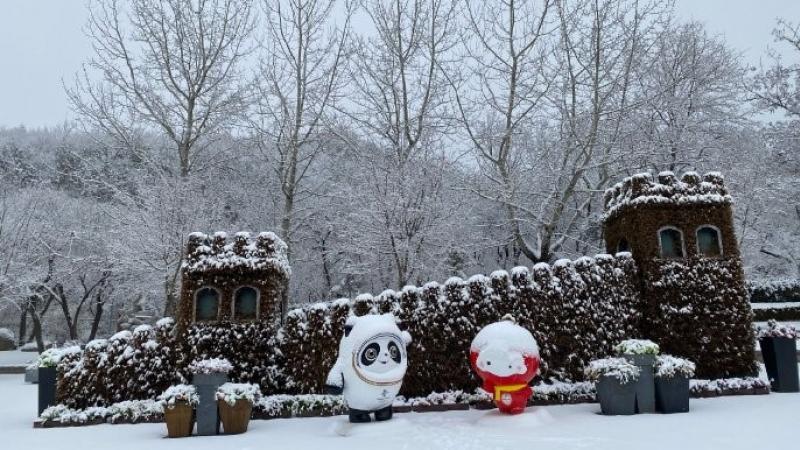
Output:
[
  {"xmin": 602, "ymin": 171, "xmax": 730, "ymax": 222},
  {"xmin": 182, "ymin": 231, "xmax": 291, "ymax": 276}
]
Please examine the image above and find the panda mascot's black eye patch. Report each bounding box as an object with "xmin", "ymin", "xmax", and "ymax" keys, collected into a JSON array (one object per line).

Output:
[
  {"xmin": 360, "ymin": 343, "xmax": 380, "ymax": 366},
  {"xmin": 388, "ymin": 341, "xmax": 401, "ymax": 363}
]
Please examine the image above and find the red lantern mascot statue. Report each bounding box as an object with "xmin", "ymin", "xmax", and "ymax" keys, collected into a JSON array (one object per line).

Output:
[{"xmin": 470, "ymin": 315, "xmax": 540, "ymax": 414}]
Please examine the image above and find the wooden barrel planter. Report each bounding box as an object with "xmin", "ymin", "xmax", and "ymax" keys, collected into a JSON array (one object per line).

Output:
[
  {"xmin": 164, "ymin": 402, "xmax": 194, "ymax": 438},
  {"xmin": 218, "ymin": 399, "xmax": 253, "ymax": 434}
]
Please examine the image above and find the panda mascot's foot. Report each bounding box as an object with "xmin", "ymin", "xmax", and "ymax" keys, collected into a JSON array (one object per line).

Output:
[
  {"xmin": 374, "ymin": 405, "xmax": 393, "ymax": 422},
  {"xmin": 348, "ymin": 409, "xmax": 372, "ymax": 423}
]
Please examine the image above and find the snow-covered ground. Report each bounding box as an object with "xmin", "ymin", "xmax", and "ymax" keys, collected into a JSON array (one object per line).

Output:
[{"xmin": 3, "ymin": 374, "xmax": 799, "ymax": 450}]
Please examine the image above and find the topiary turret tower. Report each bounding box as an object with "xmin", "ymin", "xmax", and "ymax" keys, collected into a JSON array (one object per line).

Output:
[{"xmin": 602, "ymin": 171, "xmax": 757, "ymax": 378}]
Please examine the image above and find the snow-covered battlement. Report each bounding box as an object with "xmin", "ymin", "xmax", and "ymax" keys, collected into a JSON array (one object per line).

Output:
[
  {"xmin": 603, "ymin": 171, "xmax": 730, "ymax": 221},
  {"xmin": 181, "ymin": 231, "xmax": 291, "ymax": 276}
]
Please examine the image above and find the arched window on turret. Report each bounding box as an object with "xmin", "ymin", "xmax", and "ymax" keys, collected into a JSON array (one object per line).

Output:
[
  {"xmin": 658, "ymin": 227, "xmax": 685, "ymax": 258},
  {"xmin": 194, "ymin": 287, "xmax": 220, "ymax": 322},
  {"xmin": 696, "ymin": 226, "xmax": 723, "ymax": 257},
  {"xmin": 617, "ymin": 238, "xmax": 630, "ymax": 253},
  {"xmin": 233, "ymin": 286, "xmax": 259, "ymax": 320}
]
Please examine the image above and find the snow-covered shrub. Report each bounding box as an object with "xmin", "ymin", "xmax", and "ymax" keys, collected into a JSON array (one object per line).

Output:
[
  {"xmin": 752, "ymin": 304, "xmax": 800, "ymax": 322},
  {"xmin": 585, "ymin": 357, "xmax": 640, "ymax": 384},
  {"xmin": 614, "ymin": 339, "xmax": 660, "ymax": 356},
  {"xmin": 655, "ymin": 355, "xmax": 696, "ymax": 378},
  {"xmin": 0, "ymin": 327, "xmax": 15, "ymax": 344},
  {"xmin": 256, "ymin": 394, "xmax": 347, "ymax": 417},
  {"xmin": 756, "ymin": 320, "xmax": 799, "ymax": 339},
  {"xmin": 748, "ymin": 279, "xmax": 800, "ymax": 303},
  {"xmin": 57, "ymin": 321, "xmax": 179, "ymax": 409},
  {"xmin": 279, "ymin": 301, "xmax": 346, "ymax": 394},
  {"xmin": 107, "ymin": 400, "xmax": 163, "ymax": 422},
  {"xmin": 690, "ymin": 377, "xmax": 769, "ymax": 396},
  {"xmin": 188, "ymin": 357, "xmax": 233, "ymax": 374},
  {"xmin": 39, "ymin": 404, "xmax": 108, "ymax": 424},
  {"xmin": 158, "ymin": 385, "xmax": 199, "ymax": 408},
  {"xmin": 216, "ymin": 383, "xmax": 261, "ymax": 406},
  {"xmin": 38, "ymin": 346, "xmax": 81, "ymax": 368}
]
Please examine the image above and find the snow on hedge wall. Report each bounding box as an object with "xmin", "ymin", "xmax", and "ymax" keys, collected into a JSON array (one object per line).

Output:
[
  {"xmin": 57, "ymin": 254, "xmax": 641, "ymax": 406},
  {"xmin": 277, "ymin": 252, "xmax": 641, "ymax": 395},
  {"xmin": 748, "ymin": 279, "xmax": 800, "ymax": 303}
]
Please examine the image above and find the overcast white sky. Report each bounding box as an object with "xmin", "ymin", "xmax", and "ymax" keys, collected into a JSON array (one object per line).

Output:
[{"xmin": 0, "ymin": 0, "xmax": 798, "ymax": 128}]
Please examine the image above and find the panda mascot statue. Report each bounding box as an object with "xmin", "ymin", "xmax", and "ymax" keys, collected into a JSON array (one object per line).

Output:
[{"xmin": 325, "ymin": 313, "xmax": 412, "ymax": 423}]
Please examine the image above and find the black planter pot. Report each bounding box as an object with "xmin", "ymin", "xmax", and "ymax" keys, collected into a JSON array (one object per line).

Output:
[
  {"xmin": 38, "ymin": 367, "xmax": 57, "ymax": 415},
  {"xmin": 623, "ymin": 353, "xmax": 656, "ymax": 413},
  {"xmin": 655, "ymin": 375, "xmax": 690, "ymax": 414},
  {"xmin": 596, "ymin": 375, "xmax": 637, "ymax": 415},
  {"xmin": 193, "ymin": 372, "xmax": 227, "ymax": 435},
  {"xmin": 759, "ymin": 337, "xmax": 799, "ymax": 392}
]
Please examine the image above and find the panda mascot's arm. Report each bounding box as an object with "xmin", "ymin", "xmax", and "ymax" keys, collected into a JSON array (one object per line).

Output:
[{"xmin": 324, "ymin": 357, "xmax": 344, "ymax": 395}]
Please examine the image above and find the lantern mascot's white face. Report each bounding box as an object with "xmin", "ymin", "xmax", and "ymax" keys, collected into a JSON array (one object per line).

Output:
[{"xmin": 325, "ymin": 313, "xmax": 412, "ymax": 423}]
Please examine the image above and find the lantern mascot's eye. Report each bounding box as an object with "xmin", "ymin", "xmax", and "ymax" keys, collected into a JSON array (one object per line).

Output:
[
  {"xmin": 469, "ymin": 315, "xmax": 540, "ymax": 415},
  {"xmin": 325, "ymin": 313, "xmax": 412, "ymax": 423}
]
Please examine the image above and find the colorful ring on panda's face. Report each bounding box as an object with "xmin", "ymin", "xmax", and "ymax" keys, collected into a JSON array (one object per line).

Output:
[{"xmin": 354, "ymin": 332, "xmax": 405, "ymax": 368}]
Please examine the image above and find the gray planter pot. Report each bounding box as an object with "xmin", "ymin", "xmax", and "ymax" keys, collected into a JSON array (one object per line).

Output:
[
  {"xmin": 596, "ymin": 375, "xmax": 637, "ymax": 415},
  {"xmin": 655, "ymin": 375, "xmax": 690, "ymax": 414},
  {"xmin": 623, "ymin": 353, "xmax": 656, "ymax": 413},
  {"xmin": 25, "ymin": 366, "xmax": 39, "ymax": 384},
  {"xmin": 38, "ymin": 367, "xmax": 57, "ymax": 415},
  {"xmin": 192, "ymin": 372, "xmax": 227, "ymax": 435},
  {"xmin": 759, "ymin": 337, "xmax": 799, "ymax": 393}
]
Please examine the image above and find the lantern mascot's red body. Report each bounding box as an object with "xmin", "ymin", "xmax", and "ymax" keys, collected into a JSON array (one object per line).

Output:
[{"xmin": 469, "ymin": 317, "xmax": 540, "ymax": 414}]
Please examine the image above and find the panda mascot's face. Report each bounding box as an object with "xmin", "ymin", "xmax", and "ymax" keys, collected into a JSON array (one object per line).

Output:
[{"xmin": 356, "ymin": 333, "xmax": 405, "ymax": 375}]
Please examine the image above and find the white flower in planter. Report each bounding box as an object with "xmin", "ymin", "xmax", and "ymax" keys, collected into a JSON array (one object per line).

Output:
[
  {"xmin": 585, "ymin": 357, "xmax": 641, "ymax": 384},
  {"xmin": 158, "ymin": 385, "xmax": 200, "ymax": 408},
  {"xmin": 614, "ymin": 339, "xmax": 660, "ymax": 356},
  {"xmin": 37, "ymin": 346, "xmax": 82, "ymax": 368},
  {"xmin": 188, "ymin": 357, "xmax": 233, "ymax": 374},
  {"xmin": 756, "ymin": 320, "xmax": 799, "ymax": 339},
  {"xmin": 655, "ymin": 355, "xmax": 696, "ymax": 378},
  {"xmin": 216, "ymin": 383, "xmax": 262, "ymax": 406}
]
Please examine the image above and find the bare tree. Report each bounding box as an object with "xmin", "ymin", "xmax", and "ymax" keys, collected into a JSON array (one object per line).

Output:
[
  {"xmin": 749, "ymin": 19, "xmax": 800, "ymax": 119},
  {"xmin": 334, "ymin": 0, "xmax": 460, "ymax": 288},
  {"xmin": 447, "ymin": 0, "xmax": 555, "ymax": 264},
  {"xmin": 451, "ymin": 0, "xmax": 669, "ymax": 263},
  {"xmin": 746, "ymin": 19, "xmax": 800, "ymax": 276},
  {"xmin": 250, "ymin": 0, "xmax": 352, "ymax": 316},
  {"xmin": 67, "ymin": 0, "xmax": 256, "ymax": 176},
  {"xmin": 631, "ymin": 21, "xmax": 747, "ymax": 173}
]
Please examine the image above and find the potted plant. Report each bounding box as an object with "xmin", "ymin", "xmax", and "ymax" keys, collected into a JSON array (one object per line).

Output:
[
  {"xmin": 216, "ymin": 383, "xmax": 260, "ymax": 434},
  {"xmin": 36, "ymin": 348, "xmax": 61, "ymax": 415},
  {"xmin": 586, "ymin": 357, "xmax": 640, "ymax": 415},
  {"xmin": 189, "ymin": 357, "xmax": 232, "ymax": 435},
  {"xmin": 614, "ymin": 339, "xmax": 659, "ymax": 413},
  {"xmin": 654, "ymin": 354, "xmax": 695, "ymax": 413},
  {"xmin": 158, "ymin": 385, "xmax": 199, "ymax": 438},
  {"xmin": 757, "ymin": 320, "xmax": 799, "ymax": 392}
]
